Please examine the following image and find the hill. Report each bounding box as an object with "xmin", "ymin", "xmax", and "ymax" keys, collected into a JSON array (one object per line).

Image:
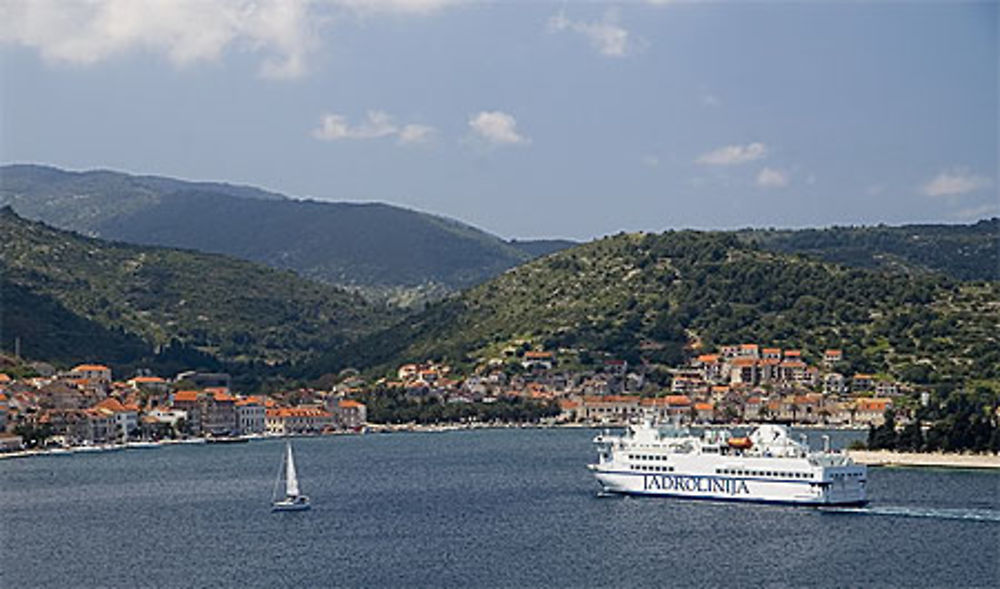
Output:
[
  {"xmin": 315, "ymin": 230, "xmax": 999, "ymax": 388},
  {"xmin": 0, "ymin": 165, "xmax": 570, "ymax": 300},
  {"xmin": 738, "ymin": 220, "xmax": 999, "ymax": 281},
  {"xmin": 0, "ymin": 208, "xmax": 384, "ymax": 372}
]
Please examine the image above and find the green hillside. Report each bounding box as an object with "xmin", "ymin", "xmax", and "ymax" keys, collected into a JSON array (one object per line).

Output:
[
  {"xmin": 0, "ymin": 208, "xmax": 384, "ymax": 369},
  {"xmin": 738, "ymin": 220, "xmax": 999, "ymax": 281},
  {"xmin": 0, "ymin": 165, "xmax": 565, "ymax": 299},
  {"xmin": 317, "ymin": 231, "xmax": 999, "ymax": 387}
]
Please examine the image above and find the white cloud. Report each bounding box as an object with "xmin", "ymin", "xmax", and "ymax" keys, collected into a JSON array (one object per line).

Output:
[
  {"xmin": 0, "ymin": 0, "xmax": 462, "ymax": 79},
  {"xmin": 756, "ymin": 167, "xmax": 789, "ymax": 188},
  {"xmin": 921, "ymin": 168, "xmax": 993, "ymax": 197},
  {"xmin": 397, "ymin": 124, "xmax": 436, "ymax": 145},
  {"xmin": 468, "ymin": 111, "xmax": 529, "ymax": 146},
  {"xmin": 0, "ymin": 0, "xmax": 319, "ymax": 79},
  {"xmin": 312, "ymin": 110, "xmax": 435, "ymax": 145},
  {"xmin": 696, "ymin": 142, "xmax": 768, "ymax": 165},
  {"xmin": 548, "ymin": 9, "xmax": 633, "ymax": 58},
  {"xmin": 334, "ymin": 0, "xmax": 457, "ymax": 14},
  {"xmin": 701, "ymin": 94, "xmax": 721, "ymax": 107}
]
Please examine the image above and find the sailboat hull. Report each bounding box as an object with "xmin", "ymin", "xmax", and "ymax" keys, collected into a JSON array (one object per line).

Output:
[
  {"xmin": 272, "ymin": 494, "xmax": 311, "ymax": 512},
  {"xmin": 271, "ymin": 501, "xmax": 311, "ymax": 512}
]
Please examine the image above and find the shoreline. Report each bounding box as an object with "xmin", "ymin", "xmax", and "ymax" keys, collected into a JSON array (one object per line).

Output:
[{"xmin": 848, "ymin": 450, "xmax": 1000, "ymax": 470}]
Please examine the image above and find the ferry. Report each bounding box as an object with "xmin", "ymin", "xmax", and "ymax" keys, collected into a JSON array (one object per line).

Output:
[{"xmin": 589, "ymin": 421, "xmax": 867, "ymax": 506}]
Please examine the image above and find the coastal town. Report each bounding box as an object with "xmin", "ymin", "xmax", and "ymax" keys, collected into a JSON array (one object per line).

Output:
[
  {"xmin": 0, "ymin": 342, "xmax": 924, "ymax": 454},
  {"xmin": 0, "ymin": 363, "xmax": 367, "ymax": 453}
]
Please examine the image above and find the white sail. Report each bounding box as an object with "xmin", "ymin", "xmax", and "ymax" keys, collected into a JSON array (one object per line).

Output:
[{"xmin": 285, "ymin": 442, "xmax": 300, "ymax": 498}]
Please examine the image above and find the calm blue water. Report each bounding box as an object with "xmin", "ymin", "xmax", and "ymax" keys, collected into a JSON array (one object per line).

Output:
[{"xmin": 2, "ymin": 429, "xmax": 998, "ymax": 588}]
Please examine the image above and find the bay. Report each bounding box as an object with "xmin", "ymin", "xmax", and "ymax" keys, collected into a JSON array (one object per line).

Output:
[{"xmin": 2, "ymin": 429, "xmax": 998, "ymax": 588}]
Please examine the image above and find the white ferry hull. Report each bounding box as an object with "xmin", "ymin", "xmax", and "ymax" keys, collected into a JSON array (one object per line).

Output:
[
  {"xmin": 593, "ymin": 469, "xmax": 867, "ymax": 506},
  {"xmin": 590, "ymin": 423, "xmax": 868, "ymax": 507}
]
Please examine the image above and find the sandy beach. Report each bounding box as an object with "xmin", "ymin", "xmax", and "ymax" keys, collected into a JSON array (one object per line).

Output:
[{"xmin": 848, "ymin": 450, "xmax": 1000, "ymax": 470}]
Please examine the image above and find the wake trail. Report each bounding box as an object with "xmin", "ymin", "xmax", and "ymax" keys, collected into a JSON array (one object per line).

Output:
[{"xmin": 818, "ymin": 505, "xmax": 1000, "ymax": 523}]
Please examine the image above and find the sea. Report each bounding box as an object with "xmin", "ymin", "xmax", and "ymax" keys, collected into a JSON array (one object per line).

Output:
[{"xmin": 2, "ymin": 428, "xmax": 998, "ymax": 588}]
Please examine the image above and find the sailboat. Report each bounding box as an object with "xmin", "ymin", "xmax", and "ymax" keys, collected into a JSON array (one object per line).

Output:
[{"xmin": 271, "ymin": 441, "xmax": 311, "ymax": 511}]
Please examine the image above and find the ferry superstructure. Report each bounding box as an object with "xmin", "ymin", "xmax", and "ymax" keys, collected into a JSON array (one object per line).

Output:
[{"xmin": 589, "ymin": 422, "xmax": 867, "ymax": 506}]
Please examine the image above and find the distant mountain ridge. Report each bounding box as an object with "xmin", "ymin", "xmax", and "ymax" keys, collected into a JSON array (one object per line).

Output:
[
  {"xmin": 2, "ymin": 164, "xmax": 993, "ymax": 302},
  {"xmin": 0, "ymin": 164, "xmax": 574, "ymax": 301},
  {"xmin": 738, "ymin": 220, "xmax": 999, "ymax": 282}
]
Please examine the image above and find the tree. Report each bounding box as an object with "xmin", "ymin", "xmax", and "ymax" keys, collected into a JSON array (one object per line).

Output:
[
  {"xmin": 13, "ymin": 423, "xmax": 53, "ymax": 449},
  {"xmin": 868, "ymin": 409, "xmax": 898, "ymax": 450},
  {"xmin": 896, "ymin": 420, "xmax": 924, "ymax": 452}
]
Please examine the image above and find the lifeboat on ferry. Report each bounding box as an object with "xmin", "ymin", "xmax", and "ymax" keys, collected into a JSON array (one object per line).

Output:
[{"xmin": 728, "ymin": 437, "xmax": 753, "ymax": 449}]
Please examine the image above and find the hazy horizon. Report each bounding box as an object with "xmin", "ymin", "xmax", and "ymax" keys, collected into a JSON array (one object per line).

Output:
[{"xmin": 3, "ymin": 160, "xmax": 997, "ymax": 243}]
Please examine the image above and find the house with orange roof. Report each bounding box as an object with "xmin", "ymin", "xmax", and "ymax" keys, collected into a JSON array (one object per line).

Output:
[
  {"xmin": 757, "ymin": 357, "xmax": 782, "ymax": 384},
  {"xmin": 92, "ymin": 397, "xmax": 138, "ymax": 442},
  {"xmin": 637, "ymin": 395, "xmax": 697, "ymax": 422},
  {"xmin": 578, "ymin": 395, "xmax": 640, "ymax": 423},
  {"xmin": 202, "ymin": 388, "xmax": 237, "ymax": 436},
  {"xmin": 171, "ymin": 390, "xmax": 203, "ymax": 434},
  {"xmin": 670, "ymin": 375, "xmax": 706, "ymax": 394},
  {"xmin": 330, "ymin": 399, "xmax": 367, "ymax": 430},
  {"xmin": 639, "ymin": 397, "xmax": 672, "ymax": 421},
  {"xmin": 761, "ymin": 348, "xmax": 782, "ymax": 360},
  {"xmin": 66, "ymin": 408, "xmax": 112, "ymax": 445},
  {"xmin": 694, "ymin": 354, "xmax": 727, "ymax": 383},
  {"xmin": 557, "ymin": 399, "xmax": 581, "ymax": 422},
  {"xmin": 70, "ymin": 364, "xmax": 112, "ymax": 386},
  {"xmin": 127, "ymin": 375, "xmax": 169, "ymax": 394},
  {"xmin": 729, "ymin": 357, "xmax": 759, "ymax": 386},
  {"xmin": 853, "ymin": 397, "xmax": 894, "ymax": 426},
  {"xmin": 709, "ymin": 386, "xmax": 731, "ymax": 402},
  {"xmin": 852, "ymin": 374, "xmax": 875, "ymax": 392},
  {"xmin": 235, "ymin": 397, "xmax": 266, "ymax": 435},
  {"xmin": 693, "ymin": 402, "xmax": 715, "ymax": 423},
  {"xmin": 265, "ymin": 406, "xmax": 333, "ymax": 435},
  {"xmin": 823, "ymin": 349, "xmax": 844, "ymax": 366},
  {"xmin": 737, "ymin": 344, "xmax": 760, "ymax": 358}
]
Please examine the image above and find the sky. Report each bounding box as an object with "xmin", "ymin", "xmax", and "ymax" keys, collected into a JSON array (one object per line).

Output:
[{"xmin": 0, "ymin": 0, "xmax": 996, "ymax": 241}]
